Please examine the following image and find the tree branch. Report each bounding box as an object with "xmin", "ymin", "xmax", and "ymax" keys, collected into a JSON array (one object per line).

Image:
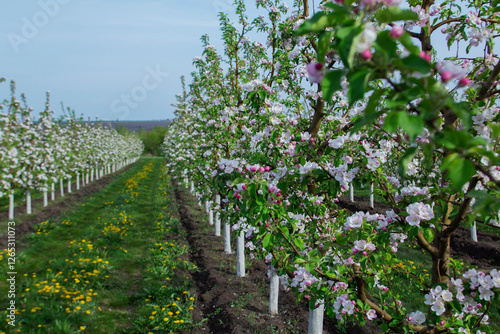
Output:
[{"xmin": 477, "ymin": 59, "xmax": 500, "ymax": 101}]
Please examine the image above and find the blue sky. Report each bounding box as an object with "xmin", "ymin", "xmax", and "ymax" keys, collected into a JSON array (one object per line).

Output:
[
  {"xmin": 1, "ymin": 1, "xmax": 495, "ymax": 121},
  {"xmin": 0, "ymin": 0, "xmax": 244, "ymax": 121}
]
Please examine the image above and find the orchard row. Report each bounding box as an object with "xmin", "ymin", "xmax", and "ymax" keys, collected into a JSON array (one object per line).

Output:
[
  {"xmin": 163, "ymin": 1, "xmax": 500, "ymax": 333},
  {"xmin": 0, "ymin": 80, "xmax": 143, "ymax": 216}
]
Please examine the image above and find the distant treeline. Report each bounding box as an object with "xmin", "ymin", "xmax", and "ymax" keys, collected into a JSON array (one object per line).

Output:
[{"xmin": 114, "ymin": 125, "xmax": 168, "ymax": 156}]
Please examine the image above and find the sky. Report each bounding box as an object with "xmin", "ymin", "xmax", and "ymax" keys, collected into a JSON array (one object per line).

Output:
[
  {"xmin": 0, "ymin": 0, "xmax": 251, "ymax": 121},
  {"xmin": 1, "ymin": 1, "xmax": 496, "ymax": 121}
]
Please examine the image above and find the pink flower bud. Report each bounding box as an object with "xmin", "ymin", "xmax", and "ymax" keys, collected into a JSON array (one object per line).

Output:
[
  {"xmin": 389, "ymin": 25, "xmax": 404, "ymax": 39},
  {"xmin": 441, "ymin": 71, "xmax": 452, "ymax": 82},
  {"xmin": 242, "ymin": 184, "xmax": 247, "ymax": 190},
  {"xmin": 362, "ymin": 251, "xmax": 368, "ymax": 256},
  {"xmin": 309, "ymin": 137, "xmax": 314, "ymax": 143},
  {"xmin": 259, "ymin": 167, "xmax": 265, "ymax": 173},
  {"xmin": 361, "ymin": 49, "xmax": 372, "ymax": 60},
  {"xmin": 419, "ymin": 50, "xmax": 431, "ymax": 62},
  {"xmin": 458, "ymin": 77, "xmax": 470, "ymax": 86},
  {"xmin": 264, "ymin": 166, "xmax": 270, "ymax": 171}
]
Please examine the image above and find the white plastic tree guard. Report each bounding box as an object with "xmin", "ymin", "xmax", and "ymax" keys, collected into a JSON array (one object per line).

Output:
[
  {"xmin": 205, "ymin": 200, "xmax": 210, "ymax": 214},
  {"xmin": 190, "ymin": 181, "xmax": 195, "ymax": 194},
  {"xmin": 471, "ymin": 221, "xmax": 478, "ymax": 242},
  {"xmin": 350, "ymin": 183, "xmax": 354, "ymax": 202},
  {"xmin": 215, "ymin": 195, "xmax": 221, "ymax": 236},
  {"xmin": 224, "ymin": 221, "xmax": 232, "ymax": 254},
  {"xmin": 269, "ymin": 272, "xmax": 279, "ymax": 315},
  {"xmin": 26, "ymin": 190, "xmax": 32, "ymax": 215},
  {"xmin": 51, "ymin": 183, "xmax": 55, "ymax": 201},
  {"xmin": 60, "ymin": 179, "xmax": 64, "ymax": 197},
  {"xmin": 43, "ymin": 190, "xmax": 48, "ymax": 207},
  {"xmin": 90, "ymin": 168, "xmax": 94, "ymax": 182},
  {"xmin": 370, "ymin": 182, "xmax": 374, "ymax": 209},
  {"xmin": 308, "ymin": 300, "xmax": 324, "ymax": 334},
  {"xmin": 76, "ymin": 174, "xmax": 80, "ymax": 190},
  {"xmin": 236, "ymin": 231, "xmax": 245, "ymax": 277},
  {"xmin": 85, "ymin": 173, "xmax": 89, "ymax": 185},
  {"xmin": 67, "ymin": 177, "xmax": 72, "ymax": 193},
  {"xmin": 209, "ymin": 207, "xmax": 214, "ymax": 225},
  {"xmin": 9, "ymin": 191, "xmax": 14, "ymax": 220}
]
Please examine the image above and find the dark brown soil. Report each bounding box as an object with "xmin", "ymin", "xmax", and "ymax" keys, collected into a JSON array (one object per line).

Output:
[
  {"xmin": 0, "ymin": 165, "xmax": 133, "ymax": 251},
  {"xmin": 174, "ymin": 187, "xmax": 380, "ymax": 334}
]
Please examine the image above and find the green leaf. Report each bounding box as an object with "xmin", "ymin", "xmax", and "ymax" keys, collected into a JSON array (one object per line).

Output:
[
  {"xmin": 382, "ymin": 112, "xmax": 401, "ymax": 133},
  {"xmin": 296, "ymin": 11, "xmax": 331, "ymax": 34},
  {"xmin": 375, "ymin": 7, "xmax": 419, "ymax": 23},
  {"xmin": 408, "ymin": 226, "xmax": 419, "ymax": 242},
  {"xmin": 401, "ymin": 54, "xmax": 431, "ymax": 74},
  {"xmin": 402, "ymin": 115, "xmax": 424, "ymax": 141},
  {"xmin": 350, "ymin": 111, "xmax": 384, "ymax": 133},
  {"xmin": 262, "ymin": 233, "xmax": 272, "ymax": 250},
  {"xmin": 398, "ymin": 146, "xmax": 417, "ymax": 177},
  {"xmin": 336, "ymin": 233, "xmax": 347, "ymax": 245},
  {"xmin": 279, "ymin": 226, "xmax": 290, "ymax": 240},
  {"xmin": 374, "ymin": 30, "xmax": 398, "ymax": 64},
  {"xmin": 318, "ymin": 31, "xmax": 335, "ymax": 62},
  {"xmin": 365, "ymin": 89, "xmax": 385, "ymax": 115},
  {"xmin": 337, "ymin": 24, "xmax": 362, "ymax": 69},
  {"xmin": 294, "ymin": 237, "xmax": 305, "ymax": 251},
  {"xmin": 347, "ymin": 70, "xmax": 370, "ymax": 105},
  {"xmin": 398, "ymin": 32, "xmax": 419, "ymax": 54},
  {"xmin": 441, "ymin": 155, "xmax": 476, "ymax": 190},
  {"xmin": 322, "ymin": 70, "xmax": 343, "ymax": 102},
  {"xmin": 423, "ymin": 228, "xmax": 435, "ymax": 243}
]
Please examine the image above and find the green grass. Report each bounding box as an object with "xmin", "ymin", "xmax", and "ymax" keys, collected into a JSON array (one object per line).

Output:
[{"xmin": 0, "ymin": 157, "xmax": 198, "ymax": 334}]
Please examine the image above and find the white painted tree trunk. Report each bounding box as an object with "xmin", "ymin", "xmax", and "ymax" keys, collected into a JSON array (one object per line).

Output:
[
  {"xmin": 224, "ymin": 221, "xmax": 232, "ymax": 254},
  {"xmin": 370, "ymin": 182, "xmax": 374, "ymax": 209},
  {"xmin": 67, "ymin": 177, "xmax": 72, "ymax": 193},
  {"xmin": 60, "ymin": 179, "xmax": 64, "ymax": 197},
  {"xmin": 9, "ymin": 191, "xmax": 14, "ymax": 220},
  {"xmin": 43, "ymin": 190, "xmax": 48, "ymax": 207},
  {"xmin": 308, "ymin": 300, "xmax": 324, "ymax": 334},
  {"xmin": 51, "ymin": 183, "xmax": 55, "ymax": 201},
  {"xmin": 215, "ymin": 195, "xmax": 221, "ymax": 236},
  {"xmin": 76, "ymin": 174, "xmax": 80, "ymax": 190},
  {"xmin": 209, "ymin": 208, "xmax": 214, "ymax": 225},
  {"xmin": 90, "ymin": 168, "xmax": 94, "ymax": 182},
  {"xmin": 471, "ymin": 222, "xmax": 478, "ymax": 242},
  {"xmin": 269, "ymin": 272, "xmax": 279, "ymax": 315},
  {"xmin": 205, "ymin": 200, "xmax": 210, "ymax": 214},
  {"xmin": 190, "ymin": 181, "xmax": 195, "ymax": 193},
  {"xmin": 26, "ymin": 190, "xmax": 32, "ymax": 214},
  {"xmin": 236, "ymin": 231, "xmax": 245, "ymax": 277},
  {"xmin": 350, "ymin": 183, "xmax": 354, "ymax": 202}
]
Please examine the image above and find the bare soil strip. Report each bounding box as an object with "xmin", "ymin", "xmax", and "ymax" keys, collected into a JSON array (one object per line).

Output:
[{"xmin": 174, "ymin": 186, "xmax": 379, "ymax": 334}]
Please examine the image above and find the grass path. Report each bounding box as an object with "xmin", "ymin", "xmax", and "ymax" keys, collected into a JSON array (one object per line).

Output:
[{"xmin": 0, "ymin": 158, "xmax": 197, "ymax": 334}]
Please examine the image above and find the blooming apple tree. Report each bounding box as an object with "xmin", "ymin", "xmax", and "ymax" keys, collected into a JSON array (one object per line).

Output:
[
  {"xmin": 164, "ymin": 0, "xmax": 500, "ymax": 332},
  {"xmin": 0, "ymin": 80, "xmax": 144, "ymax": 204}
]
